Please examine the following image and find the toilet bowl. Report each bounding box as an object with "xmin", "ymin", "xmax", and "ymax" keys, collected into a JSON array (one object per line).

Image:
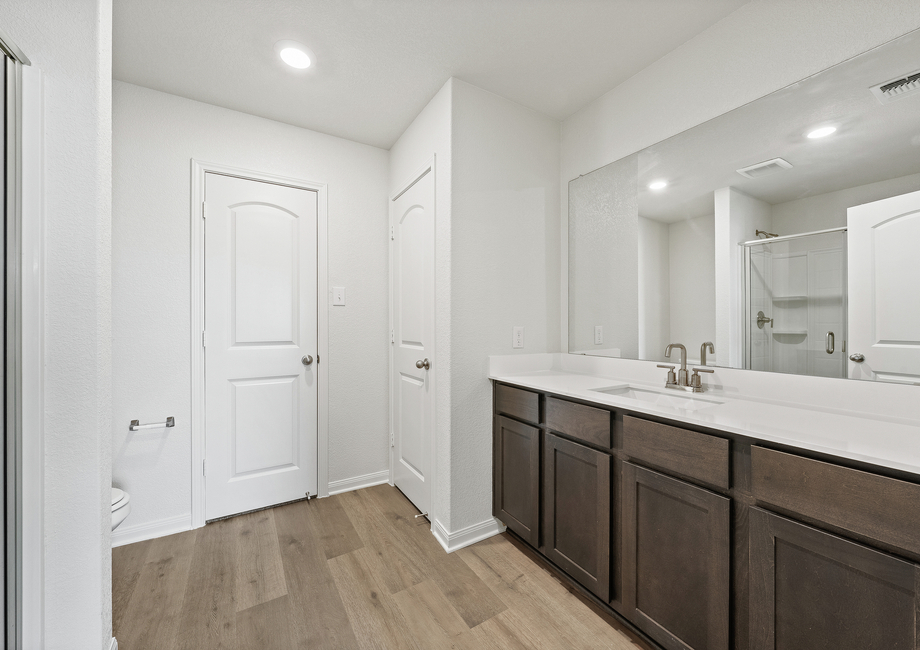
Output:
[{"xmin": 112, "ymin": 487, "xmax": 131, "ymax": 531}]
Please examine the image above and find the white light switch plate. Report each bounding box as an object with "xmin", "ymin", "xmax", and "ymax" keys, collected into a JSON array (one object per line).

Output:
[
  {"xmin": 332, "ymin": 287, "xmax": 346, "ymax": 306},
  {"xmin": 594, "ymin": 325, "xmax": 603, "ymax": 345},
  {"xmin": 512, "ymin": 326, "xmax": 524, "ymax": 349}
]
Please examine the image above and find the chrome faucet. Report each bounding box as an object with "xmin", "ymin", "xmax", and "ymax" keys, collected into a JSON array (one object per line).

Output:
[
  {"xmin": 700, "ymin": 342, "xmax": 714, "ymax": 366},
  {"xmin": 664, "ymin": 343, "xmax": 688, "ymax": 386}
]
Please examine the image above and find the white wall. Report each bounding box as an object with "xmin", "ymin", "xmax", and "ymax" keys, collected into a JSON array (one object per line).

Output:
[
  {"xmin": 449, "ymin": 79, "xmax": 560, "ymax": 532},
  {"xmin": 388, "ymin": 79, "xmax": 454, "ymax": 528},
  {"xmin": 638, "ymin": 217, "xmax": 670, "ymax": 361},
  {"xmin": 771, "ymin": 171, "xmax": 920, "ymax": 235},
  {"xmin": 112, "ymin": 82, "xmax": 390, "ymax": 536},
  {"xmin": 715, "ymin": 188, "xmax": 772, "ymax": 368},
  {"xmin": 560, "ymin": 0, "xmax": 920, "ymax": 348},
  {"xmin": 5, "ymin": 1, "xmax": 114, "ymax": 648},
  {"xmin": 669, "ymin": 214, "xmax": 716, "ymax": 364}
]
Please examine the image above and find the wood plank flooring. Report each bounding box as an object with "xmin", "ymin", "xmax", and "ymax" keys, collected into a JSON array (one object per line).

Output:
[{"xmin": 112, "ymin": 484, "xmax": 652, "ymax": 649}]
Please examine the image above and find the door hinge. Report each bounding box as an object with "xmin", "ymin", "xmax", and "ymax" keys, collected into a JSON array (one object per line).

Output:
[
  {"xmin": 202, "ymin": 331, "xmax": 207, "ymax": 347},
  {"xmin": 390, "ymin": 431, "xmax": 395, "ymax": 448},
  {"xmin": 390, "ymin": 225, "xmax": 395, "ymax": 240},
  {"xmin": 390, "ymin": 329, "xmax": 394, "ymax": 344},
  {"xmin": 202, "ymin": 459, "xmax": 206, "ymax": 476},
  {"xmin": 201, "ymin": 201, "xmax": 206, "ymax": 219}
]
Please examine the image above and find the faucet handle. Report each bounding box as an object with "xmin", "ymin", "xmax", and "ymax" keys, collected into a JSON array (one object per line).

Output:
[
  {"xmin": 690, "ymin": 367, "xmax": 715, "ymax": 391},
  {"xmin": 657, "ymin": 364, "xmax": 677, "ymax": 386}
]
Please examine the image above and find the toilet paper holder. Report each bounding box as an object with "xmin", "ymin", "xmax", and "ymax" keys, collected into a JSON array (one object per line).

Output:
[{"xmin": 129, "ymin": 416, "xmax": 175, "ymax": 431}]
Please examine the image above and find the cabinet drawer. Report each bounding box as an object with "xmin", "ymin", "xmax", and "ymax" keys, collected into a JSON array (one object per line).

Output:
[
  {"xmin": 623, "ymin": 416, "xmax": 729, "ymax": 490},
  {"xmin": 495, "ymin": 384, "xmax": 540, "ymax": 424},
  {"xmin": 751, "ymin": 446, "xmax": 920, "ymax": 557},
  {"xmin": 545, "ymin": 397, "xmax": 611, "ymax": 448}
]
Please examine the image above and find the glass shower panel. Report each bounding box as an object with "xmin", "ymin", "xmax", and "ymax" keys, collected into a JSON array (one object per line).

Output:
[{"xmin": 744, "ymin": 230, "xmax": 847, "ymax": 378}]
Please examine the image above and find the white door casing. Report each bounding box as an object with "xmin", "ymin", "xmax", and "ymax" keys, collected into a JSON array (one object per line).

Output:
[
  {"xmin": 390, "ymin": 161, "xmax": 435, "ymax": 517},
  {"xmin": 847, "ymin": 189, "xmax": 920, "ymax": 384},
  {"xmin": 204, "ymin": 171, "xmax": 318, "ymax": 520}
]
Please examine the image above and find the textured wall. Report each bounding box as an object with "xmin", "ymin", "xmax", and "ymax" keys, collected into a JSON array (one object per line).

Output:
[
  {"xmin": 112, "ymin": 82, "xmax": 389, "ymax": 534},
  {"xmin": 449, "ymin": 79, "xmax": 560, "ymax": 532},
  {"xmin": 5, "ymin": 1, "xmax": 114, "ymax": 647},
  {"xmin": 568, "ymin": 155, "xmax": 638, "ymax": 356},
  {"xmin": 388, "ymin": 79, "xmax": 454, "ymax": 527},
  {"xmin": 669, "ymin": 214, "xmax": 716, "ymax": 364}
]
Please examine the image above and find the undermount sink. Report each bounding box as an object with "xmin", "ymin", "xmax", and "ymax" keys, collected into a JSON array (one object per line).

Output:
[{"xmin": 590, "ymin": 385, "xmax": 724, "ymax": 412}]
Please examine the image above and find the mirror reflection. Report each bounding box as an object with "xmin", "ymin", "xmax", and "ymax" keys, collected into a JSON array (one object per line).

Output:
[{"xmin": 568, "ymin": 28, "xmax": 920, "ymax": 384}]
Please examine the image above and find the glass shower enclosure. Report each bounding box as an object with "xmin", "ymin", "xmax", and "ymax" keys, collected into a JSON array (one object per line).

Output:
[{"xmin": 743, "ymin": 228, "xmax": 847, "ymax": 378}]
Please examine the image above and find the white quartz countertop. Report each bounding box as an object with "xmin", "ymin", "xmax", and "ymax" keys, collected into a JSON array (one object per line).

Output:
[{"xmin": 490, "ymin": 368, "xmax": 920, "ymax": 477}]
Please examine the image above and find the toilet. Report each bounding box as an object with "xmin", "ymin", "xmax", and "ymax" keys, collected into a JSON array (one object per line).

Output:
[{"xmin": 112, "ymin": 487, "xmax": 131, "ymax": 531}]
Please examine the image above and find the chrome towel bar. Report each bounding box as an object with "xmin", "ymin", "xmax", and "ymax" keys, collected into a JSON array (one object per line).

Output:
[{"xmin": 129, "ymin": 416, "xmax": 175, "ymax": 431}]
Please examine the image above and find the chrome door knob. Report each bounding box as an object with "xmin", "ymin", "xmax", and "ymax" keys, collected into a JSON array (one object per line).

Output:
[
  {"xmin": 849, "ymin": 353, "xmax": 865, "ymax": 363},
  {"xmin": 302, "ymin": 355, "xmax": 314, "ymax": 366},
  {"xmin": 416, "ymin": 358, "xmax": 430, "ymax": 370}
]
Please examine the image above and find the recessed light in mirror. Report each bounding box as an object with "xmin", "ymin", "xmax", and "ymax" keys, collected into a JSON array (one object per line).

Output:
[
  {"xmin": 648, "ymin": 180, "xmax": 668, "ymax": 190},
  {"xmin": 807, "ymin": 126, "xmax": 837, "ymax": 139},
  {"xmin": 274, "ymin": 40, "xmax": 315, "ymax": 70}
]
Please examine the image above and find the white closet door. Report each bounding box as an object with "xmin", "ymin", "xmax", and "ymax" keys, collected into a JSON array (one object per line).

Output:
[
  {"xmin": 391, "ymin": 166, "xmax": 435, "ymax": 516},
  {"xmin": 204, "ymin": 172, "xmax": 318, "ymax": 520},
  {"xmin": 847, "ymin": 189, "xmax": 920, "ymax": 384}
]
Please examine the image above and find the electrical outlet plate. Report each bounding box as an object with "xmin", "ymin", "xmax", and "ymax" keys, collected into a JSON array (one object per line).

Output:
[{"xmin": 513, "ymin": 326, "xmax": 524, "ymax": 349}]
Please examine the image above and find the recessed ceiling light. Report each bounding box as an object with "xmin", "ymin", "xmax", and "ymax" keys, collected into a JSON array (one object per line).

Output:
[
  {"xmin": 648, "ymin": 180, "xmax": 668, "ymax": 190},
  {"xmin": 807, "ymin": 126, "xmax": 836, "ymax": 139},
  {"xmin": 274, "ymin": 40, "xmax": 315, "ymax": 70}
]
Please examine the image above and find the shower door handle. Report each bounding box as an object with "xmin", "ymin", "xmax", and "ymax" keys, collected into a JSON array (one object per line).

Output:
[{"xmin": 825, "ymin": 331, "xmax": 835, "ymax": 354}]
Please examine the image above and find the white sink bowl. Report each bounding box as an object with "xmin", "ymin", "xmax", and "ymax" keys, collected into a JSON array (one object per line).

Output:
[{"xmin": 590, "ymin": 385, "xmax": 724, "ymax": 412}]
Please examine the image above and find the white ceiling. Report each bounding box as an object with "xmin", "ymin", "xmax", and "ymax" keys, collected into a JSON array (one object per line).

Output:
[
  {"xmin": 113, "ymin": 0, "xmax": 748, "ymax": 149},
  {"xmin": 635, "ymin": 28, "xmax": 920, "ymax": 223}
]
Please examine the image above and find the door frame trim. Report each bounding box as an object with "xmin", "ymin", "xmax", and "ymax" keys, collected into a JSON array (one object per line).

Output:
[
  {"xmin": 389, "ymin": 156, "xmax": 437, "ymax": 524},
  {"xmin": 189, "ymin": 160, "xmax": 329, "ymax": 528}
]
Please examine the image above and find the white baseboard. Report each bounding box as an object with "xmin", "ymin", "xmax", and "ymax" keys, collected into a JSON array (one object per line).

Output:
[
  {"xmin": 328, "ymin": 470, "xmax": 390, "ymax": 496},
  {"xmin": 431, "ymin": 517, "xmax": 506, "ymax": 553},
  {"xmin": 111, "ymin": 514, "xmax": 192, "ymax": 548}
]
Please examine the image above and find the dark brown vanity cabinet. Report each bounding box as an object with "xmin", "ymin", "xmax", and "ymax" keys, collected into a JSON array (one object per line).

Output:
[
  {"xmin": 621, "ymin": 463, "xmax": 730, "ymax": 650},
  {"xmin": 492, "ymin": 381, "xmax": 920, "ymax": 650},
  {"xmin": 493, "ymin": 415, "xmax": 540, "ymax": 546},
  {"xmin": 543, "ymin": 432, "xmax": 611, "ymax": 601},
  {"xmin": 749, "ymin": 507, "xmax": 920, "ymax": 650}
]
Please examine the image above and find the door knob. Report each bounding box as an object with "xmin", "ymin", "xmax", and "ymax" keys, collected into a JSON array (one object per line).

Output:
[
  {"xmin": 302, "ymin": 355, "xmax": 314, "ymax": 366},
  {"xmin": 849, "ymin": 353, "xmax": 865, "ymax": 363},
  {"xmin": 416, "ymin": 358, "xmax": 430, "ymax": 370}
]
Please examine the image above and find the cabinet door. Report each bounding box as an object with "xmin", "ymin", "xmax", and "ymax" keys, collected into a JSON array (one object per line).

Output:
[
  {"xmin": 543, "ymin": 433, "xmax": 611, "ymax": 601},
  {"xmin": 493, "ymin": 415, "xmax": 540, "ymax": 546},
  {"xmin": 750, "ymin": 507, "xmax": 920, "ymax": 650},
  {"xmin": 622, "ymin": 463, "xmax": 730, "ymax": 650}
]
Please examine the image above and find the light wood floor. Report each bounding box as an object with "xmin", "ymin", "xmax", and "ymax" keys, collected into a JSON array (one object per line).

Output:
[{"xmin": 113, "ymin": 484, "xmax": 651, "ymax": 649}]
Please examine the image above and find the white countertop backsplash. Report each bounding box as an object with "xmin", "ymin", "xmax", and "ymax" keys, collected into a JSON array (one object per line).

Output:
[{"xmin": 489, "ymin": 353, "xmax": 920, "ymax": 476}]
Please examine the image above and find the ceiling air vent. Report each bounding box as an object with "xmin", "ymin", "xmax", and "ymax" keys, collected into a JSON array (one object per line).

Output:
[
  {"xmin": 871, "ymin": 69, "xmax": 920, "ymax": 104},
  {"xmin": 736, "ymin": 158, "xmax": 793, "ymax": 179}
]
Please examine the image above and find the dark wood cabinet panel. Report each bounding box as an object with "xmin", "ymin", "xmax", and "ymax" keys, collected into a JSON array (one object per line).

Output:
[
  {"xmin": 546, "ymin": 396, "xmax": 612, "ymax": 448},
  {"xmin": 622, "ymin": 463, "xmax": 730, "ymax": 650},
  {"xmin": 493, "ymin": 416, "xmax": 540, "ymax": 546},
  {"xmin": 749, "ymin": 507, "xmax": 920, "ymax": 650},
  {"xmin": 752, "ymin": 446, "xmax": 920, "ymax": 557},
  {"xmin": 623, "ymin": 416, "xmax": 729, "ymax": 490},
  {"xmin": 495, "ymin": 384, "xmax": 540, "ymax": 424},
  {"xmin": 543, "ymin": 433, "xmax": 611, "ymax": 601}
]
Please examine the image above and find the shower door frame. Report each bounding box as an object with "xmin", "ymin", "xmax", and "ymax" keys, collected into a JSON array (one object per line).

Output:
[{"xmin": 741, "ymin": 227, "xmax": 848, "ymax": 375}]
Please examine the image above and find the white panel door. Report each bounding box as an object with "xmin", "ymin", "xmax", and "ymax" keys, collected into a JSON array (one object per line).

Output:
[
  {"xmin": 848, "ymin": 189, "xmax": 920, "ymax": 384},
  {"xmin": 391, "ymin": 166, "xmax": 434, "ymax": 516},
  {"xmin": 205, "ymin": 172, "xmax": 318, "ymax": 520}
]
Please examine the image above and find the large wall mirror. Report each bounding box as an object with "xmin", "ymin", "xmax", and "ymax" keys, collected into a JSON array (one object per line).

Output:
[{"xmin": 569, "ymin": 28, "xmax": 920, "ymax": 385}]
